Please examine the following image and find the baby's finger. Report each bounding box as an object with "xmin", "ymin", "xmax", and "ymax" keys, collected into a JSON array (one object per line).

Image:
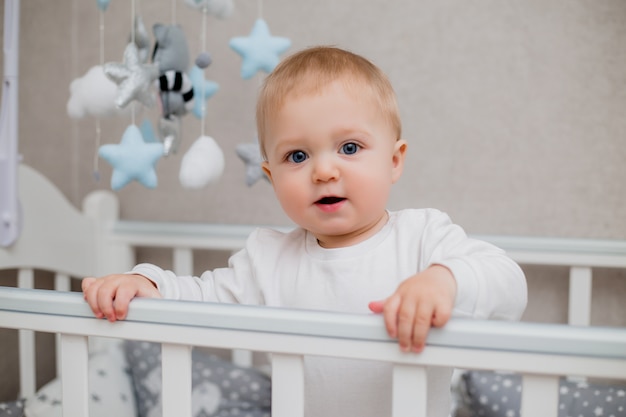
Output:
[
  {"xmin": 81, "ymin": 277, "xmax": 96, "ymax": 294},
  {"xmin": 113, "ymin": 285, "xmax": 138, "ymax": 321},
  {"xmin": 83, "ymin": 279, "xmax": 105, "ymax": 319},
  {"xmin": 367, "ymin": 300, "xmax": 385, "ymax": 314},
  {"xmin": 96, "ymin": 281, "xmax": 120, "ymax": 322},
  {"xmin": 431, "ymin": 303, "xmax": 452, "ymax": 328},
  {"xmin": 381, "ymin": 295, "xmax": 401, "ymax": 339},
  {"xmin": 395, "ymin": 300, "xmax": 417, "ymax": 352},
  {"xmin": 411, "ymin": 304, "xmax": 435, "ymax": 353}
]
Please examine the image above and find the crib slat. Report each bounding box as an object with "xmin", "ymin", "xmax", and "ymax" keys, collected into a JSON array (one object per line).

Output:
[
  {"xmin": 272, "ymin": 353, "xmax": 304, "ymax": 417},
  {"xmin": 54, "ymin": 273, "xmax": 71, "ymax": 292},
  {"xmin": 520, "ymin": 374, "xmax": 559, "ymax": 417},
  {"xmin": 229, "ymin": 248, "xmax": 253, "ymax": 368},
  {"xmin": 18, "ymin": 329, "xmax": 35, "ymax": 398},
  {"xmin": 173, "ymin": 248, "xmax": 194, "ymax": 276},
  {"xmin": 17, "ymin": 267, "xmax": 34, "ymax": 289},
  {"xmin": 569, "ymin": 266, "xmax": 592, "ymax": 326},
  {"xmin": 54, "ymin": 273, "xmax": 71, "ymax": 379},
  {"xmin": 18, "ymin": 268, "xmax": 36, "ymax": 398},
  {"xmin": 392, "ymin": 364, "xmax": 427, "ymax": 417},
  {"xmin": 162, "ymin": 343, "xmax": 192, "ymax": 417},
  {"xmin": 60, "ymin": 334, "xmax": 89, "ymax": 417},
  {"xmin": 232, "ymin": 349, "xmax": 253, "ymax": 367}
]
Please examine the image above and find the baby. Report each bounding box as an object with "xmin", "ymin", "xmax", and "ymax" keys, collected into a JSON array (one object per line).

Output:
[{"xmin": 83, "ymin": 46, "xmax": 527, "ymax": 417}]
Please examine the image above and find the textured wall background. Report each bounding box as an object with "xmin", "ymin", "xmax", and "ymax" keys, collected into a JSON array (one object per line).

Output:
[{"xmin": 2, "ymin": 0, "xmax": 625, "ymax": 238}]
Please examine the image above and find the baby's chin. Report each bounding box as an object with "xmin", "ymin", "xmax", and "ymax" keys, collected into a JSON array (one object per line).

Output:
[{"xmin": 317, "ymin": 213, "xmax": 390, "ymax": 248}]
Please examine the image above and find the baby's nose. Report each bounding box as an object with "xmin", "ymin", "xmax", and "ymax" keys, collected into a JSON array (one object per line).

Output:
[{"xmin": 311, "ymin": 156, "xmax": 339, "ymax": 182}]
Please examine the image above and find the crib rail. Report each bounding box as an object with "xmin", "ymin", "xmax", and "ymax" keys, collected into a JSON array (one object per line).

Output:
[
  {"xmin": 1, "ymin": 287, "xmax": 625, "ymax": 417},
  {"xmin": 112, "ymin": 220, "xmax": 626, "ymax": 266}
]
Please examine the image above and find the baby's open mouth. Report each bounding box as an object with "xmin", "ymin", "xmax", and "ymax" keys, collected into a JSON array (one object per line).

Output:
[{"xmin": 316, "ymin": 196, "xmax": 346, "ymax": 205}]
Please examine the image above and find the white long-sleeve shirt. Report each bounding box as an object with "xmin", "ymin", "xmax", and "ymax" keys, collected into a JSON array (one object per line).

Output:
[{"xmin": 133, "ymin": 208, "xmax": 527, "ymax": 417}]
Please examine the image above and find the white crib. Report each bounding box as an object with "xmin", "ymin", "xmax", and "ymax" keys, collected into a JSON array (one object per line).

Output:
[{"xmin": 1, "ymin": 164, "xmax": 625, "ymax": 417}]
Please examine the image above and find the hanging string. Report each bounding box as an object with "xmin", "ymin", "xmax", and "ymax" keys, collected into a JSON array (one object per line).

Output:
[
  {"xmin": 171, "ymin": 0, "xmax": 177, "ymax": 24},
  {"xmin": 91, "ymin": 6, "xmax": 108, "ymax": 181},
  {"xmin": 130, "ymin": 0, "xmax": 136, "ymax": 126},
  {"xmin": 70, "ymin": 0, "xmax": 83, "ymax": 194},
  {"xmin": 99, "ymin": 12, "xmax": 105, "ymax": 65},
  {"xmin": 135, "ymin": 0, "xmax": 143, "ymax": 22},
  {"xmin": 93, "ymin": 119, "xmax": 102, "ymax": 180},
  {"xmin": 200, "ymin": 7, "xmax": 209, "ymax": 137},
  {"xmin": 256, "ymin": 0, "xmax": 264, "ymax": 89}
]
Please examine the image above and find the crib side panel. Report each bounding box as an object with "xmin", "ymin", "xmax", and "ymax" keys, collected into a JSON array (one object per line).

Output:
[{"xmin": 1, "ymin": 289, "xmax": 625, "ymax": 417}]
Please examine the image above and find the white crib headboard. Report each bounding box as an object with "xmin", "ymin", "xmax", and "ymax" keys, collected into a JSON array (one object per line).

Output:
[
  {"xmin": 0, "ymin": 165, "xmax": 97, "ymax": 277},
  {"xmin": 0, "ymin": 164, "xmax": 131, "ymax": 279}
]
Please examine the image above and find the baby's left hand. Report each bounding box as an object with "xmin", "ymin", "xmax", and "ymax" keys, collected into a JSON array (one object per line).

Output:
[{"xmin": 368, "ymin": 265, "xmax": 456, "ymax": 353}]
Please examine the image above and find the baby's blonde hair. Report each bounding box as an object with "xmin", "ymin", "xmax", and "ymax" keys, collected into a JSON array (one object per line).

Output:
[{"xmin": 256, "ymin": 46, "xmax": 402, "ymax": 159}]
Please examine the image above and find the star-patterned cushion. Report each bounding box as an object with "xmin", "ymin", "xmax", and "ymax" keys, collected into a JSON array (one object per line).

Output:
[
  {"xmin": 124, "ymin": 340, "xmax": 271, "ymax": 417},
  {"xmin": 22, "ymin": 340, "xmax": 135, "ymax": 417},
  {"xmin": 458, "ymin": 370, "xmax": 626, "ymax": 417},
  {"xmin": 0, "ymin": 399, "xmax": 25, "ymax": 417}
]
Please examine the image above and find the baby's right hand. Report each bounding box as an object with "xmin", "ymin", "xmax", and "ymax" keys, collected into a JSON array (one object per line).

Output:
[{"xmin": 81, "ymin": 274, "xmax": 161, "ymax": 322}]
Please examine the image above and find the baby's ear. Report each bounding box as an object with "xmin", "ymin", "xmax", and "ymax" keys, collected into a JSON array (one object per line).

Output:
[
  {"xmin": 391, "ymin": 139, "xmax": 408, "ymax": 182},
  {"xmin": 261, "ymin": 161, "xmax": 274, "ymax": 185}
]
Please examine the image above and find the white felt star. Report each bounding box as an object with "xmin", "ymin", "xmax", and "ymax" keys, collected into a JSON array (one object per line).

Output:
[
  {"xmin": 98, "ymin": 124, "xmax": 164, "ymax": 190},
  {"xmin": 236, "ymin": 141, "xmax": 269, "ymax": 186},
  {"xmin": 229, "ymin": 19, "xmax": 291, "ymax": 79},
  {"xmin": 103, "ymin": 43, "xmax": 159, "ymax": 108},
  {"xmin": 189, "ymin": 66, "xmax": 219, "ymax": 119}
]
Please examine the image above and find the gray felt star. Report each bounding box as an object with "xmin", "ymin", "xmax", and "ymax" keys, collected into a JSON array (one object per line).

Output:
[
  {"xmin": 236, "ymin": 141, "xmax": 269, "ymax": 186},
  {"xmin": 104, "ymin": 42, "xmax": 159, "ymax": 108}
]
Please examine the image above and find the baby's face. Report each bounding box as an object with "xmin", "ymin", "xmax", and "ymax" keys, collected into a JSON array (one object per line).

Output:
[{"xmin": 262, "ymin": 80, "xmax": 407, "ymax": 248}]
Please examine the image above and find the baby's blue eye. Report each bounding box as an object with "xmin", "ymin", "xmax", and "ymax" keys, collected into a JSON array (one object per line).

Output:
[
  {"xmin": 340, "ymin": 142, "xmax": 359, "ymax": 155},
  {"xmin": 288, "ymin": 150, "xmax": 308, "ymax": 163}
]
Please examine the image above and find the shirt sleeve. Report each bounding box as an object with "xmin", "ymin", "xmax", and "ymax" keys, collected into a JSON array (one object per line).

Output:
[
  {"xmin": 419, "ymin": 210, "xmax": 528, "ymax": 320},
  {"xmin": 130, "ymin": 231, "xmax": 266, "ymax": 305}
]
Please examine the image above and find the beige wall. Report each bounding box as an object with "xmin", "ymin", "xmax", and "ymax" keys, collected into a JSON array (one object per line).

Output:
[{"xmin": 1, "ymin": 0, "xmax": 624, "ymax": 238}]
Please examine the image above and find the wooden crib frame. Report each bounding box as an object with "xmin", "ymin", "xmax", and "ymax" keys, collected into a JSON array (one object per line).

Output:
[{"xmin": 1, "ymin": 164, "xmax": 626, "ymax": 417}]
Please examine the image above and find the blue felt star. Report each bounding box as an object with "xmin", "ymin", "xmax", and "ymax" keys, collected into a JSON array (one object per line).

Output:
[
  {"xmin": 96, "ymin": 0, "xmax": 110, "ymax": 11},
  {"xmin": 139, "ymin": 118, "xmax": 157, "ymax": 143},
  {"xmin": 189, "ymin": 65, "xmax": 219, "ymax": 119},
  {"xmin": 229, "ymin": 18, "xmax": 291, "ymax": 79},
  {"xmin": 98, "ymin": 125, "xmax": 164, "ymax": 191}
]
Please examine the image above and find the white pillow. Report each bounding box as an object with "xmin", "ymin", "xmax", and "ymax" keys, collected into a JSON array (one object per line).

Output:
[{"xmin": 24, "ymin": 338, "xmax": 136, "ymax": 417}]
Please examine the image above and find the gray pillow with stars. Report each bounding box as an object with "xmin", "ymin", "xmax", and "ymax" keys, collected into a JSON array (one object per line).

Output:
[
  {"xmin": 124, "ymin": 340, "xmax": 271, "ymax": 417},
  {"xmin": 461, "ymin": 370, "xmax": 626, "ymax": 417}
]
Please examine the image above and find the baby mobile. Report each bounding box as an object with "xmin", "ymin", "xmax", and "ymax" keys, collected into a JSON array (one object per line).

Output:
[{"xmin": 66, "ymin": 0, "xmax": 291, "ymax": 191}]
